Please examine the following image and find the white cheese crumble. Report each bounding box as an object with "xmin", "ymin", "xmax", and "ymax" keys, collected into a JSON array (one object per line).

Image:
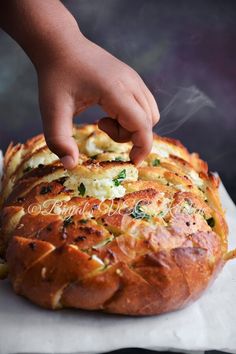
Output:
[
  {"xmin": 175, "ymin": 184, "xmax": 188, "ymax": 192},
  {"xmin": 79, "ymin": 177, "xmax": 126, "ymax": 200},
  {"xmin": 25, "ymin": 152, "xmax": 58, "ymax": 170},
  {"xmin": 152, "ymin": 141, "xmax": 186, "ymax": 159},
  {"xmin": 188, "ymin": 170, "xmax": 203, "ymax": 187},
  {"xmin": 151, "ymin": 145, "xmax": 169, "ymax": 158},
  {"xmin": 85, "ymin": 139, "xmax": 103, "ymax": 156}
]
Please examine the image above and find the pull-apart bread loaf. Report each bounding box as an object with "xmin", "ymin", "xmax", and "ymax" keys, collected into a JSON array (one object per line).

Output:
[{"xmin": 0, "ymin": 124, "xmax": 234, "ymax": 315}]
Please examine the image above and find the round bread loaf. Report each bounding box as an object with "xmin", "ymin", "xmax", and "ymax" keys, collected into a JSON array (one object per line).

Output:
[{"xmin": 0, "ymin": 124, "xmax": 233, "ymax": 315}]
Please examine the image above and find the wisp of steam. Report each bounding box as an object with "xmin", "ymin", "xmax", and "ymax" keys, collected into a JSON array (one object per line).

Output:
[{"xmin": 157, "ymin": 86, "xmax": 215, "ymax": 135}]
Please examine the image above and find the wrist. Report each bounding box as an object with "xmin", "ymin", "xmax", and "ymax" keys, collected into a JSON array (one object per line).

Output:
[{"xmin": 32, "ymin": 26, "xmax": 85, "ymax": 73}]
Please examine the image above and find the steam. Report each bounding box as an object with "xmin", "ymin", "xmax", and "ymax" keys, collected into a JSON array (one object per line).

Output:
[{"xmin": 157, "ymin": 86, "xmax": 215, "ymax": 135}]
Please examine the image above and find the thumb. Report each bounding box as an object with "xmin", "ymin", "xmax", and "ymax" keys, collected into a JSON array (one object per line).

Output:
[{"xmin": 40, "ymin": 98, "xmax": 79, "ymax": 170}]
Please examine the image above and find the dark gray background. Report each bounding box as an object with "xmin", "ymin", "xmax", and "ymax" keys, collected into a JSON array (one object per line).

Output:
[{"xmin": 0, "ymin": 0, "xmax": 236, "ymax": 203}]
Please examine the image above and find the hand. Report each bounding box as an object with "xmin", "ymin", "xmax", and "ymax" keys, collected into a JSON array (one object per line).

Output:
[
  {"xmin": 0, "ymin": 0, "xmax": 160, "ymax": 169},
  {"xmin": 38, "ymin": 35, "xmax": 160, "ymax": 168}
]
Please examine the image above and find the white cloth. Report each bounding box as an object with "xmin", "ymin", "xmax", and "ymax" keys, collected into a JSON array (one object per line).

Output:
[{"xmin": 0, "ymin": 151, "xmax": 235, "ymax": 354}]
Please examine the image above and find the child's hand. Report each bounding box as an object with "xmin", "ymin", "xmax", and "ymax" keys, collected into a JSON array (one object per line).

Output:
[
  {"xmin": 0, "ymin": 0, "xmax": 159, "ymax": 169},
  {"xmin": 38, "ymin": 36, "xmax": 160, "ymax": 168}
]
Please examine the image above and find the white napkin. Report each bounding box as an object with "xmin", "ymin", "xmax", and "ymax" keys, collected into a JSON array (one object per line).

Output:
[{"xmin": 0, "ymin": 151, "xmax": 235, "ymax": 354}]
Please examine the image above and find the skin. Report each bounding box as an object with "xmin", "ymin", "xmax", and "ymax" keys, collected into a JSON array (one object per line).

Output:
[{"xmin": 0, "ymin": 0, "xmax": 160, "ymax": 169}]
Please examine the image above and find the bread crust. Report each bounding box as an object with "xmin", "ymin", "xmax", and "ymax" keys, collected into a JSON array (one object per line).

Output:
[{"xmin": 0, "ymin": 124, "xmax": 230, "ymax": 315}]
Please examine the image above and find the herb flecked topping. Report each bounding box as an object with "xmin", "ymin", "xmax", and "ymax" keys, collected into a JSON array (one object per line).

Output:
[
  {"xmin": 113, "ymin": 169, "xmax": 126, "ymax": 186},
  {"xmin": 152, "ymin": 158, "xmax": 161, "ymax": 167},
  {"xmin": 78, "ymin": 182, "xmax": 86, "ymax": 196},
  {"xmin": 131, "ymin": 202, "xmax": 150, "ymax": 221}
]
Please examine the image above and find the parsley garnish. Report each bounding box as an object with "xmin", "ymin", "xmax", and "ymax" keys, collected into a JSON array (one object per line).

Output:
[
  {"xmin": 113, "ymin": 169, "xmax": 126, "ymax": 186},
  {"xmin": 115, "ymin": 157, "xmax": 123, "ymax": 161},
  {"xmin": 131, "ymin": 202, "xmax": 150, "ymax": 221},
  {"xmin": 152, "ymin": 158, "xmax": 161, "ymax": 167},
  {"xmin": 78, "ymin": 182, "xmax": 86, "ymax": 196}
]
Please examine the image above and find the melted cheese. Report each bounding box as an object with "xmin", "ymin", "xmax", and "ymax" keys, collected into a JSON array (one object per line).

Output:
[
  {"xmin": 188, "ymin": 170, "xmax": 203, "ymax": 188},
  {"xmin": 85, "ymin": 139, "xmax": 103, "ymax": 156},
  {"xmin": 78, "ymin": 177, "xmax": 126, "ymax": 200}
]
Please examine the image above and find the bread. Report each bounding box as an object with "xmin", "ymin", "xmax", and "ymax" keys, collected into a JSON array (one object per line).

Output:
[{"xmin": 0, "ymin": 123, "xmax": 234, "ymax": 315}]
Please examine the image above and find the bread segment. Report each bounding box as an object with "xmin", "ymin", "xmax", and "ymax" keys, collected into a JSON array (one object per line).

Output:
[{"xmin": 0, "ymin": 123, "xmax": 230, "ymax": 315}]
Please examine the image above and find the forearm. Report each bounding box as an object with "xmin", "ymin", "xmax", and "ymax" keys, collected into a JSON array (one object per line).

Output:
[{"xmin": 0, "ymin": 0, "xmax": 82, "ymax": 70}]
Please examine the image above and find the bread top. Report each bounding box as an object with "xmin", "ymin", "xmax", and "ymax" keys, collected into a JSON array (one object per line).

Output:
[{"xmin": 0, "ymin": 123, "xmax": 228, "ymax": 265}]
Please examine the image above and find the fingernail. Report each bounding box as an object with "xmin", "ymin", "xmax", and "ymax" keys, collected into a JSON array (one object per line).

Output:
[{"xmin": 61, "ymin": 155, "xmax": 75, "ymax": 169}]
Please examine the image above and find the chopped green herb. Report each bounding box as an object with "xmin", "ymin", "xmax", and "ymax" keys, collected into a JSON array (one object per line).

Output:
[
  {"xmin": 92, "ymin": 236, "xmax": 114, "ymax": 250},
  {"xmin": 131, "ymin": 202, "xmax": 150, "ymax": 221},
  {"xmin": 152, "ymin": 158, "xmax": 161, "ymax": 167},
  {"xmin": 206, "ymin": 217, "xmax": 215, "ymax": 228},
  {"xmin": 157, "ymin": 211, "xmax": 165, "ymax": 217},
  {"xmin": 40, "ymin": 186, "xmax": 52, "ymax": 195},
  {"xmin": 115, "ymin": 157, "xmax": 123, "ymax": 161},
  {"xmin": 63, "ymin": 216, "xmax": 73, "ymax": 227},
  {"xmin": 113, "ymin": 169, "xmax": 126, "ymax": 186},
  {"xmin": 78, "ymin": 182, "xmax": 86, "ymax": 196},
  {"xmin": 23, "ymin": 166, "xmax": 32, "ymax": 173},
  {"xmin": 79, "ymin": 219, "xmax": 87, "ymax": 224}
]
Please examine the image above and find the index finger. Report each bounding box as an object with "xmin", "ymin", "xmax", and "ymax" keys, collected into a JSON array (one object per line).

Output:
[{"xmin": 101, "ymin": 92, "xmax": 153, "ymax": 164}]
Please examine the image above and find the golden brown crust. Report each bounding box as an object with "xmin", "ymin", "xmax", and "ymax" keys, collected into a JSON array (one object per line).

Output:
[{"xmin": 0, "ymin": 124, "xmax": 230, "ymax": 315}]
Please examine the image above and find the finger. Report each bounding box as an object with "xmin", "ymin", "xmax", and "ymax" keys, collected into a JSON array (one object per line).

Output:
[
  {"xmin": 141, "ymin": 82, "xmax": 160, "ymax": 126},
  {"xmin": 98, "ymin": 118, "xmax": 131, "ymax": 143},
  {"xmin": 40, "ymin": 97, "xmax": 79, "ymax": 170},
  {"xmin": 101, "ymin": 93, "xmax": 153, "ymax": 164},
  {"xmin": 133, "ymin": 89, "xmax": 153, "ymax": 127},
  {"xmin": 129, "ymin": 128, "xmax": 153, "ymax": 165}
]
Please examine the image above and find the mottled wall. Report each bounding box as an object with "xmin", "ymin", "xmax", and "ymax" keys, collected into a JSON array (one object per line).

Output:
[{"xmin": 0, "ymin": 0, "xmax": 236, "ymax": 201}]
